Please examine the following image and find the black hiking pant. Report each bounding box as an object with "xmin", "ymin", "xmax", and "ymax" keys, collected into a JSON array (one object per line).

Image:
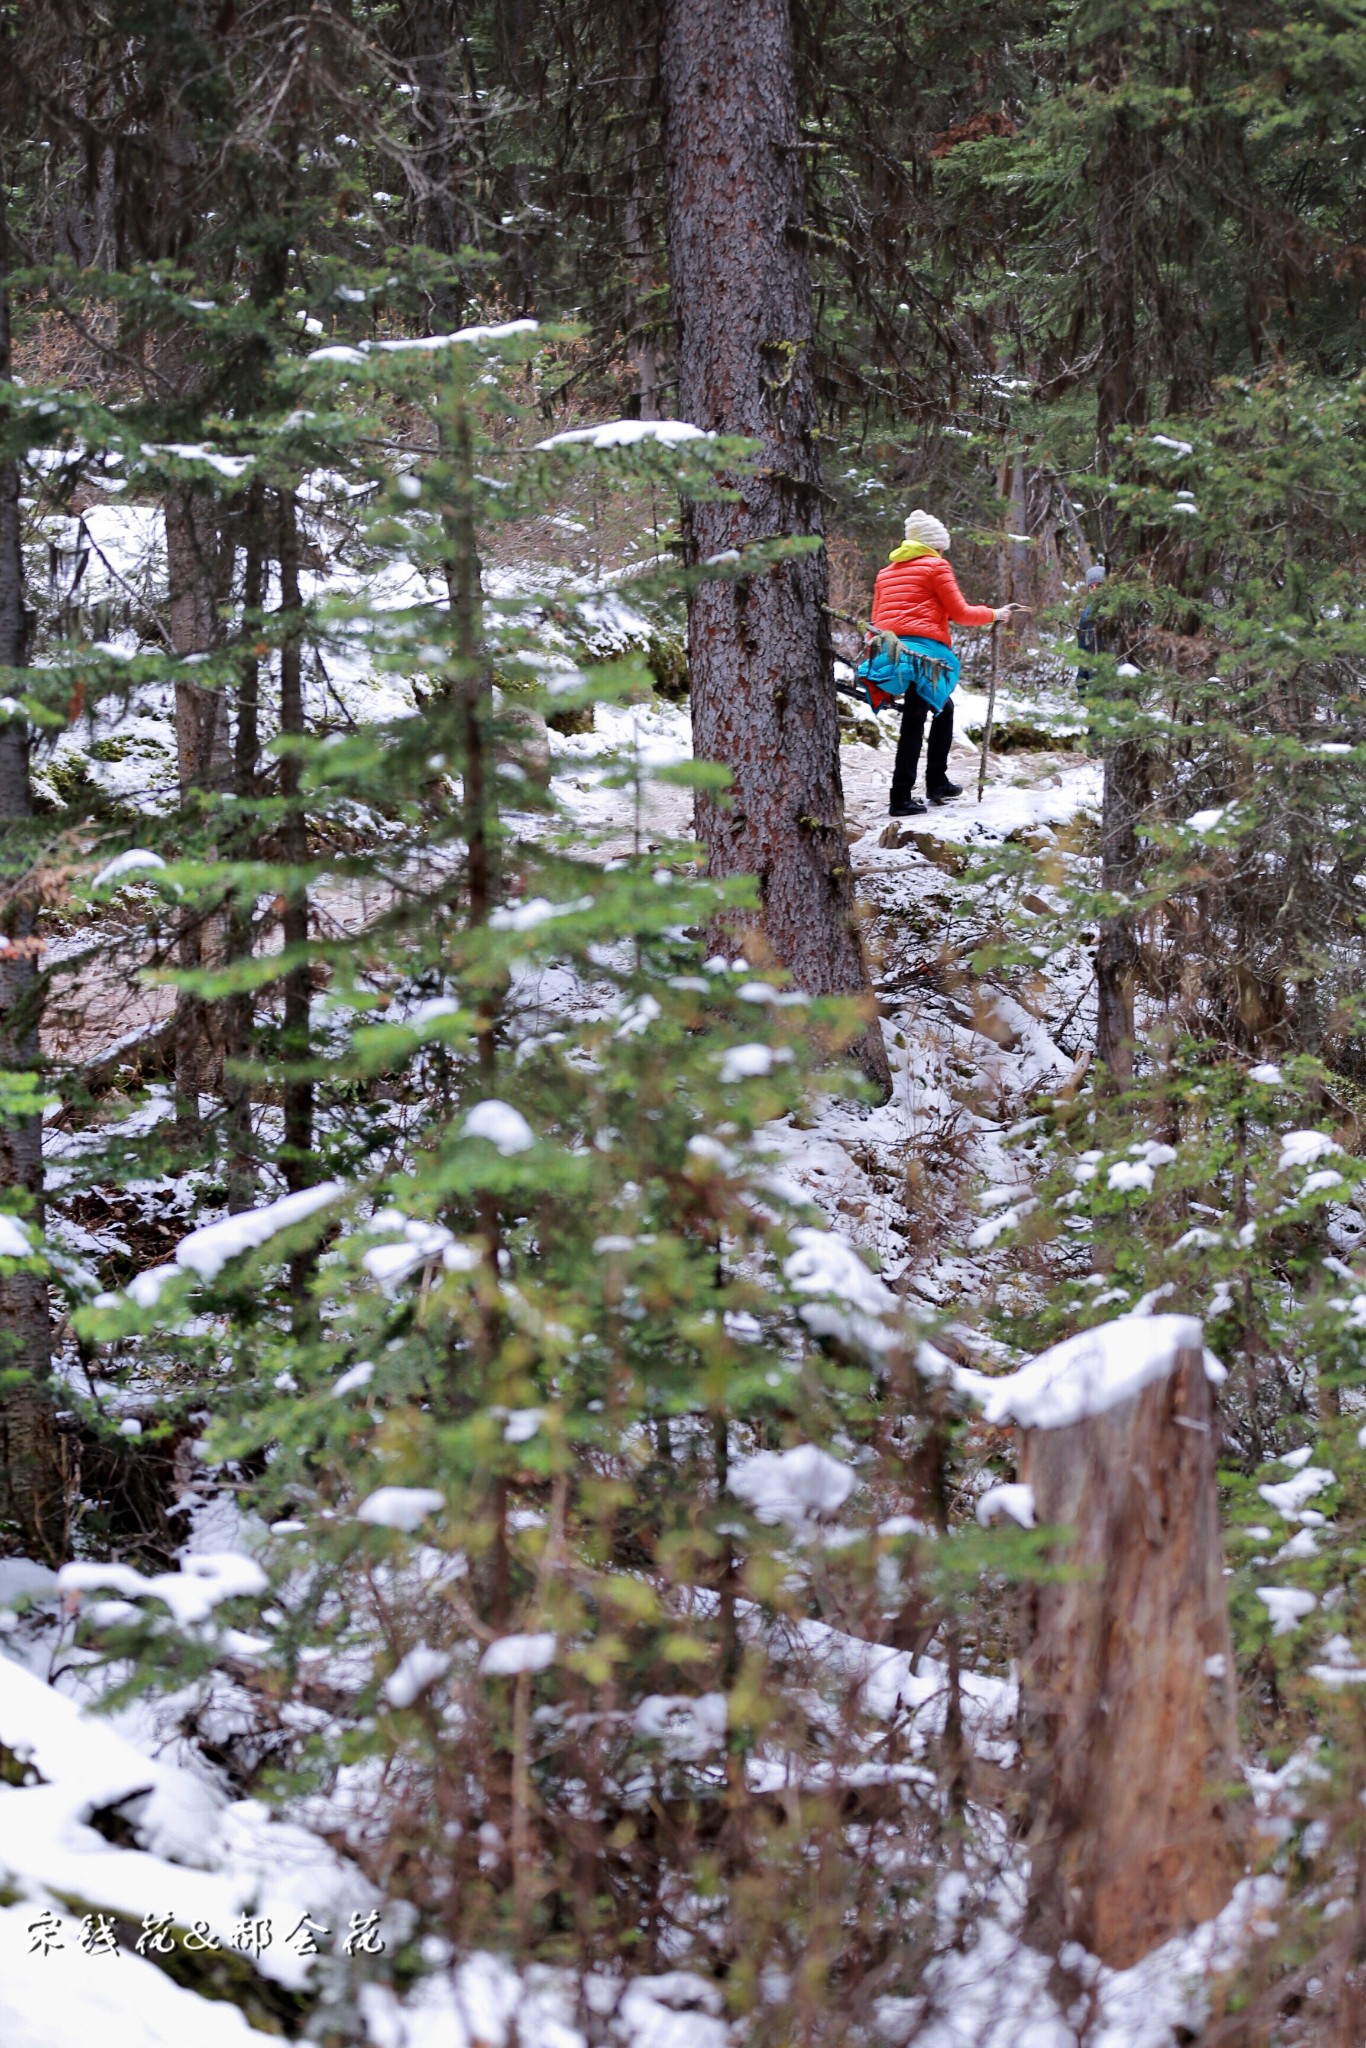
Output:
[{"xmin": 891, "ymin": 694, "xmax": 953, "ymax": 808}]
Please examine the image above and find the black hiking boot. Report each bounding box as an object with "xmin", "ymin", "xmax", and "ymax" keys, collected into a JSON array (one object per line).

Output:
[
  {"xmin": 926, "ymin": 778, "xmax": 962, "ymax": 805},
  {"xmin": 889, "ymin": 797, "xmax": 927, "ymax": 818}
]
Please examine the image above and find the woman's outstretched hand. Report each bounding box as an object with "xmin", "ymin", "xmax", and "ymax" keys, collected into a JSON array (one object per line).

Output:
[{"xmin": 994, "ymin": 603, "xmax": 1032, "ymax": 623}]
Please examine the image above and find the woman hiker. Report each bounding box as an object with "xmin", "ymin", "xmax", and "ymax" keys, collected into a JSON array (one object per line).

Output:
[{"xmin": 862, "ymin": 510, "xmax": 1031, "ymax": 818}]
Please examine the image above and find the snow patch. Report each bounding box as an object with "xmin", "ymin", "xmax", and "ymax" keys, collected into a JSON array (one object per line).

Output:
[
  {"xmin": 172, "ymin": 1182, "xmax": 344, "ymax": 1282},
  {"xmin": 728, "ymin": 1445, "xmax": 856, "ymax": 1528},
  {"xmin": 356, "ymin": 1487, "xmax": 444, "ymax": 1533},
  {"xmin": 718, "ymin": 1041, "xmax": 793, "ymax": 1082},
  {"xmin": 0, "ymin": 1213, "xmax": 31, "ymax": 1259},
  {"xmin": 1257, "ymin": 1468, "xmax": 1334, "ymax": 1520},
  {"xmin": 57, "ymin": 1552, "xmax": 268, "ymax": 1628},
  {"xmin": 308, "ymin": 320, "xmax": 538, "ymax": 368},
  {"xmin": 462, "ymin": 1101, "xmax": 535, "ymax": 1154},
  {"xmin": 488, "ymin": 894, "xmax": 592, "ymax": 931},
  {"xmin": 1279, "ymin": 1130, "xmax": 1339, "ymax": 1173},
  {"xmin": 1258, "ymin": 1587, "xmax": 1317, "ymax": 1636},
  {"xmin": 1308, "ymin": 1635, "xmax": 1366, "ymax": 1686},
  {"xmin": 536, "ymin": 419, "xmax": 711, "ymax": 451},
  {"xmin": 783, "ymin": 1228, "xmax": 899, "ymax": 1353},
  {"xmin": 383, "ymin": 1645, "xmax": 452, "ymax": 1708},
  {"xmin": 960, "ymin": 1315, "xmax": 1209, "ymax": 1432},
  {"xmin": 91, "ymin": 848, "xmax": 167, "ymax": 890},
  {"xmin": 333, "ymin": 1361, "xmax": 376, "ymax": 1397},
  {"xmin": 633, "ymin": 1693, "xmax": 728, "ymax": 1762},
  {"xmin": 140, "ymin": 443, "xmax": 253, "ymax": 479},
  {"xmin": 480, "ymin": 1633, "xmax": 557, "ymax": 1677},
  {"xmin": 976, "ymin": 1483, "xmax": 1036, "ymax": 1530}
]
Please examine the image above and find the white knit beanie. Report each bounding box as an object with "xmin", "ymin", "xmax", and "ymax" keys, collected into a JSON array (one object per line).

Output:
[{"xmin": 903, "ymin": 508, "xmax": 951, "ymax": 551}]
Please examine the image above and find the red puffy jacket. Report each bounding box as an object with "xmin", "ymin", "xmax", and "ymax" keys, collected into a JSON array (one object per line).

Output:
[{"xmin": 870, "ymin": 552, "xmax": 995, "ymax": 647}]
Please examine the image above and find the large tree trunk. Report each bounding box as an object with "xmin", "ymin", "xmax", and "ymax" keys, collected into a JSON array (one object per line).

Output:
[
  {"xmin": 660, "ymin": 0, "xmax": 889, "ymax": 1093},
  {"xmin": 1016, "ymin": 1322, "xmax": 1243, "ymax": 1968},
  {"xmin": 0, "ymin": 204, "xmax": 61, "ymax": 1558}
]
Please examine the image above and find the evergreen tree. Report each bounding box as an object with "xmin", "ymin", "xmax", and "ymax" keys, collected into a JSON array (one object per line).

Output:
[
  {"xmin": 2, "ymin": 1, "xmax": 1366, "ymax": 2034},
  {"xmin": 62, "ymin": 323, "xmax": 988, "ymax": 2029}
]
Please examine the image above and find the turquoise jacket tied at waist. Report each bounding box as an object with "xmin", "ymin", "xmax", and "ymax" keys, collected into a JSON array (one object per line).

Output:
[{"xmin": 854, "ymin": 632, "xmax": 960, "ymax": 715}]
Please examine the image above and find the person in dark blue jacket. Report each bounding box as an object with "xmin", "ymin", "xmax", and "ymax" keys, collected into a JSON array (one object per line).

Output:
[{"xmin": 1076, "ymin": 563, "xmax": 1106, "ymax": 689}]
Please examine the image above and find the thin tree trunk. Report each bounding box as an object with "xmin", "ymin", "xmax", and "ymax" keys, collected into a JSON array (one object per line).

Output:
[
  {"xmin": 234, "ymin": 487, "xmax": 263, "ymax": 798},
  {"xmin": 167, "ymin": 487, "xmax": 230, "ymax": 790},
  {"xmin": 166, "ymin": 484, "xmax": 230, "ymax": 1126},
  {"xmin": 277, "ymin": 492, "xmax": 314, "ymax": 1310},
  {"xmin": 1095, "ymin": 108, "xmax": 1145, "ymax": 492},
  {"xmin": 623, "ymin": 56, "xmax": 661, "ymax": 420},
  {"xmin": 444, "ymin": 398, "xmax": 503, "ymax": 1282},
  {"xmin": 1053, "ymin": 476, "xmax": 1094, "ymax": 576},
  {"xmin": 1092, "ymin": 73, "xmax": 1148, "ymax": 1084},
  {"xmin": 396, "ymin": 0, "xmax": 466, "ymax": 335},
  {"xmin": 447, "ymin": 408, "xmax": 494, "ymax": 955},
  {"xmin": 999, "ymin": 448, "xmax": 1032, "ymax": 606},
  {"xmin": 442, "ymin": 398, "xmax": 509, "ymax": 1617},
  {"xmin": 0, "ymin": 199, "xmax": 61, "ymax": 1558},
  {"xmin": 1095, "ymin": 731, "xmax": 1147, "ymax": 1084},
  {"xmin": 224, "ymin": 486, "xmax": 264, "ymax": 1209},
  {"xmin": 660, "ymin": 0, "xmax": 889, "ymax": 1093}
]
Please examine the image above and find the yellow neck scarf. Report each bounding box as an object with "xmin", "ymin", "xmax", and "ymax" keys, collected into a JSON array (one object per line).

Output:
[{"xmin": 888, "ymin": 541, "xmax": 940, "ymax": 564}]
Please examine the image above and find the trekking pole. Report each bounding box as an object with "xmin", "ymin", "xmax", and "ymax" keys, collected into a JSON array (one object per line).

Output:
[{"xmin": 978, "ymin": 619, "xmax": 999, "ymax": 803}]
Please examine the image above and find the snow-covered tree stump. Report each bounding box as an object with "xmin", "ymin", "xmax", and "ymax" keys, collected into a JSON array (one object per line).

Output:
[{"xmin": 976, "ymin": 1315, "xmax": 1244, "ymax": 1968}]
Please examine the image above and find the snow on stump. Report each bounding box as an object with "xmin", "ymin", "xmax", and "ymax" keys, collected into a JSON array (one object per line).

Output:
[{"xmin": 975, "ymin": 1314, "xmax": 1244, "ymax": 1968}]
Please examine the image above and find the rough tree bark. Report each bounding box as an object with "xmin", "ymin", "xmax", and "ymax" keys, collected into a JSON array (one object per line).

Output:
[
  {"xmin": 1017, "ymin": 1325, "xmax": 1244, "ymax": 1968},
  {"xmin": 1004, "ymin": 453, "xmax": 1030, "ymax": 606},
  {"xmin": 166, "ymin": 481, "xmax": 231, "ymax": 1126},
  {"xmin": 1094, "ymin": 722, "xmax": 1148, "ymax": 1085},
  {"xmin": 622, "ymin": 53, "xmax": 662, "ymax": 420},
  {"xmin": 133, "ymin": 43, "xmax": 234, "ymax": 1130},
  {"xmin": 0, "ymin": 202, "xmax": 62, "ymax": 1557},
  {"xmin": 660, "ymin": 0, "xmax": 889, "ymax": 1092},
  {"xmin": 1092, "ymin": 71, "xmax": 1149, "ymax": 1085},
  {"xmin": 223, "ymin": 485, "xmax": 265, "ymax": 1210},
  {"xmin": 394, "ymin": 0, "xmax": 469, "ymax": 336},
  {"xmin": 277, "ymin": 492, "xmax": 315, "ymax": 1313}
]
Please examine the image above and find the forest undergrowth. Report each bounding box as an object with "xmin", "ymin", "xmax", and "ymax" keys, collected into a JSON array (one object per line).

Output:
[
  {"xmin": 5, "ymin": 378, "xmax": 1363, "ymax": 2048},
  {"xmin": 1, "ymin": 3, "xmax": 1366, "ymax": 2045}
]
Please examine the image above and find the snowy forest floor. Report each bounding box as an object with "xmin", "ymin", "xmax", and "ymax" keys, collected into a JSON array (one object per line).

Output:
[
  {"xmin": 550, "ymin": 674, "xmax": 1099, "ymax": 1302},
  {"xmin": 1, "ymin": 529, "xmax": 1279, "ymax": 2047}
]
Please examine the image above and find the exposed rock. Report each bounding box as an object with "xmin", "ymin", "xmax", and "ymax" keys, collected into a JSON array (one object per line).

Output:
[
  {"xmin": 966, "ymin": 719, "xmax": 1085, "ymax": 753},
  {"xmin": 546, "ymin": 702, "xmax": 595, "ymax": 737},
  {"xmin": 502, "ymin": 699, "xmax": 553, "ymax": 780},
  {"xmin": 837, "ymin": 695, "xmax": 883, "ymax": 748},
  {"xmin": 646, "ymin": 631, "xmax": 689, "ymax": 701},
  {"xmin": 903, "ymin": 829, "xmax": 967, "ymax": 876}
]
